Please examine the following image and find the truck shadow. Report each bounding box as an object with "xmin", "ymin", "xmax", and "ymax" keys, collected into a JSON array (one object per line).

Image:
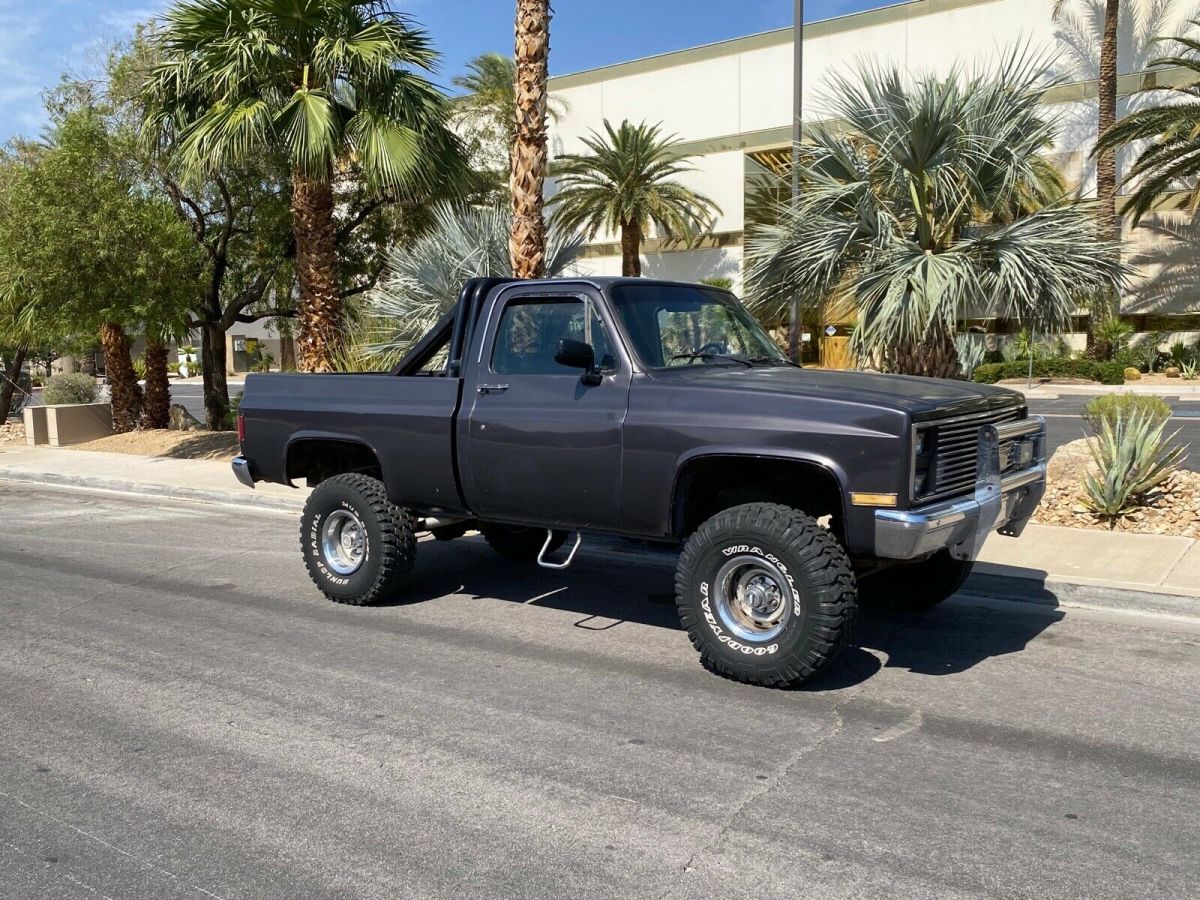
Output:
[{"xmin": 401, "ymin": 537, "xmax": 1064, "ymax": 690}]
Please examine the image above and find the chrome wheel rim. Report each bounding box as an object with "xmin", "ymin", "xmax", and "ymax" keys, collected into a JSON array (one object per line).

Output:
[
  {"xmin": 712, "ymin": 554, "xmax": 794, "ymax": 642},
  {"xmin": 322, "ymin": 509, "xmax": 367, "ymax": 575}
]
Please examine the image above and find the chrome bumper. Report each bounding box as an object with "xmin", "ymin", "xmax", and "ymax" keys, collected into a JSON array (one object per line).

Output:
[
  {"xmin": 874, "ymin": 416, "xmax": 1046, "ymax": 562},
  {"xmin": 231, "ymin": 455, "xmax": 257, "ymax": 489}
]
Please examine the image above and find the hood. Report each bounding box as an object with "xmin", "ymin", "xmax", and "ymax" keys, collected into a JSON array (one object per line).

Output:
[{"xmin": 650, "ymin": 365, "xmax": 1024, "ymax": 419}]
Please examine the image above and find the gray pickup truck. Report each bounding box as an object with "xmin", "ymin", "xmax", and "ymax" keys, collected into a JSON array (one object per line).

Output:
[{"xmin": 234, "ymin": 277, "xmax": 1045, "ymax": 687}]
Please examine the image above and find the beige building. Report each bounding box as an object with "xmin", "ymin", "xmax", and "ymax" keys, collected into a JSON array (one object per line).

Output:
[{"xmin": 547, "ymin": 0, "xmax": 1200, "ymax": 341}]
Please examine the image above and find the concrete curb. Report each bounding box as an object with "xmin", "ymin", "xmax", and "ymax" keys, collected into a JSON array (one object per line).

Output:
[{"xmin": 0, "ymin": 468, "xmax": 305, "ymax": 512}]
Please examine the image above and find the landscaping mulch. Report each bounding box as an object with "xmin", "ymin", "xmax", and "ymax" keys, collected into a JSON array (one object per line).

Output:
[
  {"xmin": 66, "ymin": 429, "xmax": 239, "ymax": 461},
  {"xmin": 1033, "ymin": 438, "xmax": 1200, "ymax": 539},
  {"xmin": 0, "ymin": 422, "xmax": 25, "ymax": 446}
]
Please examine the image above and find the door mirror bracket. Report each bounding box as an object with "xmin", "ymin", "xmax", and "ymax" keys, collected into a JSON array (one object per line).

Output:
[{"xmin": 555, "ymin": 338, "xmax": 603, "ymax": 385}]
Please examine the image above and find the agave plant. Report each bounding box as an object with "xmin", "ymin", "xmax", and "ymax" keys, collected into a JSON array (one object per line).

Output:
[
  {"xmin": 744, "ymin": 49, "xmax": 1125, "ymax": 378},
  {"xmin": 1081, "ymin": 410, "xmax": 1186, "ymax": 519},
  {"xmin": 352, "ymin": 203, "xmax": 585, "ymax": 368},
  {"xmin": 954, "ymin": 333, "xmax": 988, "ymax": 378}
]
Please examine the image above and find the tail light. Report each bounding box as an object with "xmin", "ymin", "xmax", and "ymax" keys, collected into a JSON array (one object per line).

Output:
[{"xmin": 236, "ymin": 413, "xmax": 245, "ymax": 442}]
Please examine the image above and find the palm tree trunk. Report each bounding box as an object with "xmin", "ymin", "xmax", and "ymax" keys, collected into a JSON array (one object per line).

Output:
[
  {"xmin": 200, "ymin": 321, "xmax": 230, "ymax": 430},
  {"xmin": 292, "ymin": 169, "xmax": 341, "ymax": 372},
  {"xmin": 0, "ymin": 342, "xmax": 28, "ymax": 424},
  {"xmin": 1092, "ymin": 0, "xmax": 1121, "ymax": 354},
  {"xmin": 277, "ymin": 315, "xmax": 297, "ymax": 371},
  {"xmin": 887, "ymin": 321, "xmax": 961, "ymax": 379},
  {"xmin": 142, "ymin": 336, "xmax": 171, "ymax": 429},
  {"xmin": 620, "ymin": 221, "xmax": 642, "ymax": 276},
  {"xmin": 99, "ymin": 323, "xmax": 142, "ymax": 434},
  {"xmin": 510, "ymin": 0, "xmax": 552, "ymax": 279}
]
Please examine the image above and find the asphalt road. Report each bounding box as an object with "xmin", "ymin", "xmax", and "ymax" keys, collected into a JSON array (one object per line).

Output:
[
  {"xmin": 164, "ymin": 384, "xmax": 1200, "ymax": 472},
  {"xmin": 2, "ymin": 484, "xmax": 1198, "ymax": 899}
]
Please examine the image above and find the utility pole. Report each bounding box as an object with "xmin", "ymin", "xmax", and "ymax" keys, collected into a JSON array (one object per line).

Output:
[{"xmin": 788, "ymin": 0, "xmax": 804, "ymax": 364}]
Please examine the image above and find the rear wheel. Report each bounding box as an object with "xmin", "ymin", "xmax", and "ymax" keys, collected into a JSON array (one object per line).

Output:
[
  {"xmin": 300, "ymin": 474, "xmax": 415, "ymax": 606},
  {"xmin": 480, "ymin": 523, "xmax": 566, "ymax": 562},
  {"xmin": 675, "ymin": 503, "xmax": 857, "ymax": 688},
  {"xmin": 859, "ymin": 550, "xmax": 973, "ymax": 612}
]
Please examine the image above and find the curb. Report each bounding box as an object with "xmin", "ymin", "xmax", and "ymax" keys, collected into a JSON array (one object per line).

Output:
[{"xmin": 0, "ymin": 468, "xmax": 305, "ymax": 512}]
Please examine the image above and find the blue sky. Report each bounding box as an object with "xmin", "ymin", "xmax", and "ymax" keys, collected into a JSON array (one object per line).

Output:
[{"xmin": 0, "ymin": 0, "xmax": 891, "ymax": 143}]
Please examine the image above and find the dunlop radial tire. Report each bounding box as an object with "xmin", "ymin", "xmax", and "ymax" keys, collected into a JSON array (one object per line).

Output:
[
  {"xmin": 675, "ymin": 503, "xmax": 857, "ymax": 688},
  {"xmin": 300, "ymin": 474, "xmax": 415, "ymax": 606}
]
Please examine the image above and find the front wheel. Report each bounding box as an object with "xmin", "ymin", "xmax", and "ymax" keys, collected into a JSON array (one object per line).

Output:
[
  {"xmin": 675, "ymin": 503, "xmax": 857, "ymax": 688},
  {"xmin": 300, "ymin": 474, "xmax": 416, "ymax": 606}
]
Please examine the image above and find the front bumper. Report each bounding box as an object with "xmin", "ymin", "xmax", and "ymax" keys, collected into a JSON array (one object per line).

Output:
[
  {"xmin": 874, "ymin": 416, "xmax": 1046, "ymax": 562},
  {"xmin": 231, "ymin": 455, "xmax": 257, "ymax": 489}
]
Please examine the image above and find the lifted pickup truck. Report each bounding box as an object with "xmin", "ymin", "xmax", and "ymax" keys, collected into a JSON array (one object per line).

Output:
[{"xmin": 234, "ymin": 277, "xmax": 1045, "ymax": 687}]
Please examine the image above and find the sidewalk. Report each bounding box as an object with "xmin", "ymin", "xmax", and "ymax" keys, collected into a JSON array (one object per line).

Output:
[
  {"xmin": 1, "ymin": 444, "xmax": 1196, "ymax": 606},
  {"xmin": 1011, "ymin": 382, "xmax": 1200, "ymax": 400}
]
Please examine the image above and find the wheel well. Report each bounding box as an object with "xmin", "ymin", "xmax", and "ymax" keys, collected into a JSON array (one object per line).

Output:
[
  {"xmin": 672, "ymin": 456, "xmax": 845, "ymax": 542},
  {"xmin": 286, "ymin": 438, "xmax": 382, "ymax": 487}
]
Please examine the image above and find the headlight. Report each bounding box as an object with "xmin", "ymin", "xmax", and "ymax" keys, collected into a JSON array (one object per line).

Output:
[{"xmin": 912, "ymin": 425, "xmax": 934, "ymax": 499}]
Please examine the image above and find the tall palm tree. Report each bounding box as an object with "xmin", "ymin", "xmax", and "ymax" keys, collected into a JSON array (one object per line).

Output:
[
  {"xmin": 145, "ymin": 0, "xmax": 465, "ymax": 372},
  {"xmin": 745, "ymin": 53, "xmax": 1125, "ymax": 378},
  {"xmin": 510, "ymin": 0, "xmax": 552, "ymax": 279},
  {"xmin": 1054, "ymin": 0, "xmax": 1123, "ymax": 346},
  {"xmin": 1095, "ymin": 21, "xmax": 1200, "ymax": 223},
  {"xmin": 548, "ymin": 120, "xmax": 722, "ymax": 277}
]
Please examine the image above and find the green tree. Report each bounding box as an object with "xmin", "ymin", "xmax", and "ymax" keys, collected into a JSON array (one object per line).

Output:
[
  {"xmin": 143, "ymin": 0, "xmax": 468, "ymax": 372},
  {"xmin": 745, "ymin": 53, "xmax": 1125, "ymax": 378},
  {"xmin": 1095, "ymin": 20, "xmax": 1200, "ymax": 224},
  {"xmin": 548, "ymin": 119, "xmax": 721, "ymax": 277}
]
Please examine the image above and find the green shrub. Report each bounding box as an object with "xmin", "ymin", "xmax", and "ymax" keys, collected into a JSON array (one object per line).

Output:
[
  {"xmin": 1081, "ymin": 411, "xmax": 1185, "ymax": 519},
  {"xmin": 971, "ymin": 358, "xmax": 1125, "ymax": 385},
  {"xmin": 42, "ymin": 373, "xmax": 98, "ymax": 405},
  {"xmin": 132, "ymin": 356, "xmax": 147, "ymax": 380},
  {"xmin": 1124, "ymin": 366, "xmax": 1141, "ymax": 381},
  {"xmin": 1083, "ymin": 393, "xmax": 1172, "ymax": 435},
  {"xmin": 251, "ymin": 351, "xmax": 275, "ymax": 373}
]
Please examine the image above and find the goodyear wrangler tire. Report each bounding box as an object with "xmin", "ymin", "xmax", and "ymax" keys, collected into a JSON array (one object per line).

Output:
[
  {"xmin": 301, "ymin": 474, "xmax": 415, "ymax": 606},
  {"xmin": 676, "ymin": 503, "xmax": 857, "ymax": 687}
]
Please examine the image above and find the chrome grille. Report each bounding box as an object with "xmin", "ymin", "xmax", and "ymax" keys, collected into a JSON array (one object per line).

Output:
[{"xmin": 925, "ymin": 406, "xmax": 1025, "ymax": 499}]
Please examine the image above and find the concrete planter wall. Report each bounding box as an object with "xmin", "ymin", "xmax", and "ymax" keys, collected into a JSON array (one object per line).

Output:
[{"xmin": 24, "ymin": 403, "xmax": 113, "ymax": 446}]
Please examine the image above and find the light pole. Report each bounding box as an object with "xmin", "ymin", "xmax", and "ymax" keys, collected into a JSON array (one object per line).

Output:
[{"xmin": 788, "ymin": 0, "xmax": 804, "ymax": 364}]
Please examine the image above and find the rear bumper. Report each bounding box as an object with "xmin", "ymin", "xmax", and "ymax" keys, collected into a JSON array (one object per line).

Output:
[
  {"xmin": 874, "ymin": 416, "xmax": 1046, "ymax": 562},
  {"xmin": 231, "ymin": 455, "xmax": 257, "ymax": 489}
]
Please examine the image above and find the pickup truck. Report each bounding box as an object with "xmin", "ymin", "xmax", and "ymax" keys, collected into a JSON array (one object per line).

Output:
[{"xmin": 234, "ymin": 277, "xmax": 1046, "ymax": 687}]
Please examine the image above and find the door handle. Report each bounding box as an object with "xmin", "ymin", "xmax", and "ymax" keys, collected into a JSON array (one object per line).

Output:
[{"xmin": 477, "ymin": 383, "xmax": 509, "ymax": 394}]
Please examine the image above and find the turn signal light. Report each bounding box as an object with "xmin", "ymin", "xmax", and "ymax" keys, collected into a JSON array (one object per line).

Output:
[{"xmin": 850, "ymin": 492, "xmax": 897, "ymax": 507}]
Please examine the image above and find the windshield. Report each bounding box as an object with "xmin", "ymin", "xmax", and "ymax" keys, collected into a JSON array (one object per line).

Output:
[{"xmin": 608, "ymin": 283, "xmax": 790, "ymax": 369}]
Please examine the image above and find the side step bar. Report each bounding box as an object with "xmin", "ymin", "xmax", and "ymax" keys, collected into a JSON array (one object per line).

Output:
[{"xmin": 537, "ymin": 530, "xmax": 582, "ymax": 570}]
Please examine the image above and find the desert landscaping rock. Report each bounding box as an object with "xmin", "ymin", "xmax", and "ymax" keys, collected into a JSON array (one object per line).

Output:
[{"xmin": 1033, "ymin": 437, "xmax": 1200, "ymax": 539}]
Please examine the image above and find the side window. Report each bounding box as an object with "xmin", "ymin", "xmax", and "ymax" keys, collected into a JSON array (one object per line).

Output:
[{"xmin": 492, "ymin": 297, "xmax": 616, "ymax": 375}]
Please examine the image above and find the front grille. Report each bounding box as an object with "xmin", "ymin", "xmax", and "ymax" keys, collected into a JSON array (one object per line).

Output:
[{"xmin": 922, "ymin": 406, "xmax": 1025, "ymax": 500}]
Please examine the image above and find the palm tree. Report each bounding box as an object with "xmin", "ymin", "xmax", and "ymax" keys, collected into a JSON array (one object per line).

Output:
[
  {"xmin": 548, "ymin": 120, "xmax": 722, "ymax": 277},
  {"xmin": 745, "ymin": 52, "xmax": 1125, "ymax": 378},
  {"xmin": 1095, "ymin": 21, "xmax": 1200, "ymax": 223},
  {"xmin": 510, "ymin": 0, "xmax": 552, "ymax": 279},
  {"xmin": 145, "ymin": 0, "xmax": 465, "ymax": 372},
  {"xmin": 350, "ymin": 203, "xmax": 585, "ymax": 368}
]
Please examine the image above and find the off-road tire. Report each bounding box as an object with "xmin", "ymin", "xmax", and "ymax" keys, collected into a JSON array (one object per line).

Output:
[
  {"xmin": 859, "ymin": 550, "xmax": 973, "ymax": 612},
  {"xmin": 676, "ymin": 503, "xmax": 857, "ymax": 688},
  {"xmin": 480, "ymin": 524, "xmax": 565, "ymax": 562},
  {"xmin": 300, "ymin": 474, "xmax": 415, "ymax": 606}
]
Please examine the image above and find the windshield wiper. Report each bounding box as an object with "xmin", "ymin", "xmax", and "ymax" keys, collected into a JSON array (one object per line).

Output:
[{"xmin": 669, "ymin": 352, "xmax": 753, "ymax": 368}]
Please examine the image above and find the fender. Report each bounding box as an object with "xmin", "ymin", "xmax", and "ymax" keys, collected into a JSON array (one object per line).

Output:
[
  {"xmin": 282, "ymin": 431, "xmax": 384, "ymax": 489},
  {"xmin": 669, "ymin": 446, "xmax": 850, "ymax": 537}
]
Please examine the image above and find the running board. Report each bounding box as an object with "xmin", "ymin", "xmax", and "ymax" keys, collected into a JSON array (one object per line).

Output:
[{"xmin": 537, "ymin": 530, "xmax": 582, "ymax": 570}]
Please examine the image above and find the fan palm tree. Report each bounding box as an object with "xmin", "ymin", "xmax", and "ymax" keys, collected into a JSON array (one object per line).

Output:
[
  {"xmin": 1095, "ymin": 21, "xmax": 1200, "ymax": 224},
  {"xmin": 510, "ymin": 0, "xmax": 552, "ymax": 279},
  {"xmin": 144, "ymin": 0, "xmax": 466, "ymax": 372},
  {"xmin": 745, "ymin": 52, "xmax": 1125, "ymax": 378},
  {"xmin": 548, "ymin": 120, "xmax": 722, "ymax": 277},
  {"xmin": 352, "ymin": 203, "xmax": 585, "ymax": 368}
]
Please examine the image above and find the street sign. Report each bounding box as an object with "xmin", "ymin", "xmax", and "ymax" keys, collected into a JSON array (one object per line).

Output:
[{"xmin": 824, "ymin": 325, "xmax": 837, "ymax": 337}]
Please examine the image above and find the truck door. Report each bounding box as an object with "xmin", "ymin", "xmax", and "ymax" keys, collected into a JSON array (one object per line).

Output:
[{"xmin": 461, "ymin": 287, "xmax": 630, "ymax": 530}]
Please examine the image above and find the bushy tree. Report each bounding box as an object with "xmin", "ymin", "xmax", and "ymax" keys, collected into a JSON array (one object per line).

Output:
[{"xmin": 745, "ymin": 52, "xmax": 1126, "ymax": 378}]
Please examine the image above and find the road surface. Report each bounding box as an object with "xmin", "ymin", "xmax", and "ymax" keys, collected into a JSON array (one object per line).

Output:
[{"xmin": 1, "ymin": 484, "xmax": 1197, "ymax": 898}]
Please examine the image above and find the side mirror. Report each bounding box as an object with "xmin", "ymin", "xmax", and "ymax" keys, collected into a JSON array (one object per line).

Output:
[{"xmin": 555, "ymin": 338, "xmax": 602, "ymax": 385}]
